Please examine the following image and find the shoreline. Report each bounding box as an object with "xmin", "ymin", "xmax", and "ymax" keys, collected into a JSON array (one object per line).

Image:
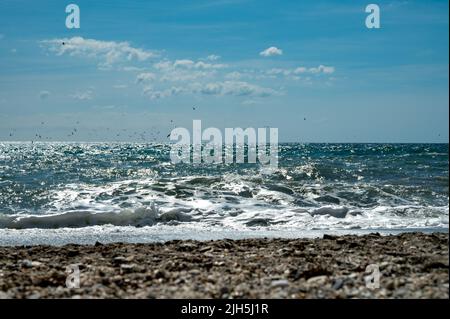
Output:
[
  {"xmin": 0, "ymin": 226, "xmax": 447, "ymax": 247},
  {"xmin": 0, "ymin": 232, "xmax": 448, "ymax": 299}
]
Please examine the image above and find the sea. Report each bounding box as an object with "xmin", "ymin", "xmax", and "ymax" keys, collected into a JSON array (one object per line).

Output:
[{"xmin": 0, "ymin": 142, "xmax": 448, "ymax": 245}]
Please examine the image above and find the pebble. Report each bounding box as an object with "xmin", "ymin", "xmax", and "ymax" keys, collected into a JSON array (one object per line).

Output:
[
  {"xmin": 120, "ymin": 264, "xmax": 137, "ymax": 273},
  {"xmin": 332, "ymin": 278, "xmax": 344, "ymax": 290},
  {"xmin": 271, "ymin": 279, "xmax": 289, "ymax": 288},
  {"xmin": 306, "ymin": 276, "xmax": 328, "ymax": 287}
]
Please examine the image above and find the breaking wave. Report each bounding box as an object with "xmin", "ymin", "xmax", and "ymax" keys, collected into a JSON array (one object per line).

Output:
[{"xmin": 0, "ymin": 142, "xmax": 448, "ymax": 235}]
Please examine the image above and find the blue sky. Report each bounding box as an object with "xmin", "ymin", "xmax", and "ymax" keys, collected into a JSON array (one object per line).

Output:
[{"xmin": 0, "ymin": 0, "xmax": 448, "ymax": 142}]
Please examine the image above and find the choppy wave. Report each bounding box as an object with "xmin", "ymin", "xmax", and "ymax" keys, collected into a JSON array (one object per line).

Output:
[
  {"xmin": 0, "ymin": 142, "xmax": 448, "ymax": 235},
  {"xmin": 0, "ymin": 200, "xmax": 447, "ymax": 231},
  {"xmin": 0, "ymin": 204, "xmax": 195, "ymax": 229}
]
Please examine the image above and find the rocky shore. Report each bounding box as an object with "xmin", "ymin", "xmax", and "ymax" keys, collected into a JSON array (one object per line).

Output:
[{"xmin": 0, "ymin": 232, "xmax": 448, "ymax": 299}]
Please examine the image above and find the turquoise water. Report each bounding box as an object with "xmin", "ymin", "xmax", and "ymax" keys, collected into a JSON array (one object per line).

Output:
[{"xmin": 0, "ymin": 142, "xmax": 448, "ymax": 244}]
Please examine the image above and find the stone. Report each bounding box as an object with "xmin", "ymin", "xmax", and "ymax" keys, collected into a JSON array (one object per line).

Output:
[
  {"xmin": 271, "ymin": 279, "xmax": 289, "ymax": 288},
  {"xmin": 306, "ymin": 275, "xmax": 328, "ymax": 287},
  {"xmin": 332, "ymin": 278, "xmax": 344, "ymax": 290}
]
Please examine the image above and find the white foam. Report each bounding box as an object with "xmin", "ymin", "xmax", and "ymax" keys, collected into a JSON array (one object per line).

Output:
[{"xmin": 0, "ymin": 205, "xmax": 192, "ymax": 229}]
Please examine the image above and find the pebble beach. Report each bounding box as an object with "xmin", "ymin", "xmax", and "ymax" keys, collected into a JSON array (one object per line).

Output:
[{"xmin": 0, "ymin": 232, "xmax": 448, "ymax": 299}]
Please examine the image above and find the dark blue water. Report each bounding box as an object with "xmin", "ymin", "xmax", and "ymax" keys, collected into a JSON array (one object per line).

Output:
[{"xmin": 0, "ymin": 143, "xmax": 448, "ymax": 238}]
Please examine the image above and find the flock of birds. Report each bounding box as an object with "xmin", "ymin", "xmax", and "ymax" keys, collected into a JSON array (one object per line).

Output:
[
  {"xmin": 5, "ymin": 43, "xmax": 444, "ymax": 142},
  {"xmin": 4, "ymin": 41, "xmax": 304, "ymax": 143},
  {"xmin": 6, "ymin": 114, "xmax": 443, "ymax": 142},
  {"xmin": 7, "ymin": 106, "xmax": 200, "ymax": 143}
]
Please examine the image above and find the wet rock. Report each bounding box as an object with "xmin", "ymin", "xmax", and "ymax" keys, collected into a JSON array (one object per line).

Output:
[
  {"xmin": 20, "ymin": 259, "xmax": 33, "ymax": 268},
  {"xmin": 332, "ymin": 278, "xmax": 344, "ymax": 290}
]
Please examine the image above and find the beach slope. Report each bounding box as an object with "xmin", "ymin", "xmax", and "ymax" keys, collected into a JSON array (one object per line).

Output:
[{"xmin": 0, "ymin": 232, "xmax": 448, "ymax": 299}]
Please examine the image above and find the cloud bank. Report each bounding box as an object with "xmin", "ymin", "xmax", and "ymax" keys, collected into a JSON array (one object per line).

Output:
[
  {"xmin": 260, "ymin": 46, "xmax": 283, "ymax": 57},
  {"xmin": 41, "ymin": 37, "xmax": 159, "ymax": 69},
  {"xmin": 40, "ymin": 37, "xmax": 335, "ymax": 101}
]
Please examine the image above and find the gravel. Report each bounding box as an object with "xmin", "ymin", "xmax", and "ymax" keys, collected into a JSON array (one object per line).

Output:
[{"xmin": 0, "ymin": 232, "xmax": 448, "ymax": 299}]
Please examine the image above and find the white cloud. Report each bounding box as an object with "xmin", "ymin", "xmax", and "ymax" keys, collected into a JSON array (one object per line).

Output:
[
  {"xmin": 206, "ymin": 54, "xmax": 221, "ymax": 61},
  {"xmin": 70, "ymin": 89, "xmax": 93, "ymax": 101},
  {"xmin": 225, "ymin": 71, "xmax": 242, "ymax": 80},
  {"xmin": 41, "ymin": 37, "xmax": 159, "ymax": 68},
  {"xmin": 267, "ymin": 65, "xmax": 335, "ymax": 77},
  {"xmin": 195, "ymin": 61, "xmax": 227, "ymax": 69},
  {"xmin": 136, "ymin": 72, "xmax": 157, "ymax": 83},
  {"xmin": 0, "ymin": 34, "xmax": 4, "ymax": 40},
  {"xmin": 139, "ymin": 79, "xmax": 278, "ymax": 100},
  {"xmin": 156, "ymin": 59, "xmax": 226, "ymax": 71},
  {"xmin": 260, "ymin": 46, "xmax": 283, "ymax": 57},
  {"xmin": 200, "ymin": 83, "xmax": 223, "ymax": 95},
  {"xmin": 294, "ymin": 67, "xmax": 307, "ymax": 74},
  {"xmin": 143, "ymin": 86, "xmax": 185, "ymax": 100},
  {"xmin": 154, "ymin": 60, "xmax": 172, "ymax": 71},
  {"xmin": 39, "ymin": 91, "xmax": 50, "ymax": 99},
  {"xmin": 267, "ymin": 68, "xmax": 292, "ymax": 76},
  {"xmin": 40, "ymin": 36, "xmax": 334, "ymax": 102},
  {"xmin": 146, "ymin": 58, "xmax": 227, "ymax": 85},
  {"xmin": 150, "ymin": 60, "xmax": 221, "ymax": 83},
  {"xmin": 312, "ymin": 65, "xmax": 335, "ymax": 74},
  {"xmin": 198, "ymin": 81, "xmax": 278, "ymax": 98},
  {"xmin": 323, "ymin": 68, "xmax": 334, "ymax": 74},
  {"xmin": 174, "ymin": 59, "xmax": 195, "ymax": 68}
]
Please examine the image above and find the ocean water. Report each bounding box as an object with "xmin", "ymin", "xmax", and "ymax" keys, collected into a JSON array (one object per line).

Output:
[{"xmin": 0, "ymin": 142, "xmax": 448, "ymax": 245}]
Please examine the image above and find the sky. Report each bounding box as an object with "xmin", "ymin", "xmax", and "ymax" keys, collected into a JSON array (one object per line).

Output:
[{"xmin": 0, "ymin": 0, "xmax": 448, "ymax": 143}]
